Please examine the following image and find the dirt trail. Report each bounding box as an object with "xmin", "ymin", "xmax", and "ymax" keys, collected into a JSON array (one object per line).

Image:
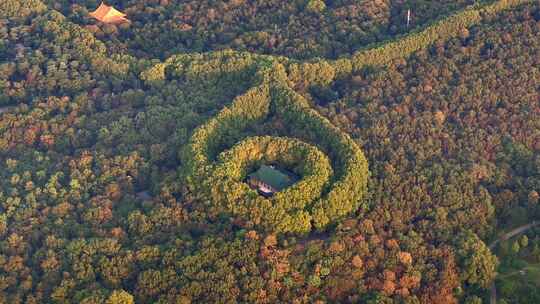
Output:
[
  {"xmin": 489, "ymin": 221, "xmax": 539, "ymax": 304},
  {"xmin": 489, "ymin": 221, "xmax": 539, "ymax": 250}
]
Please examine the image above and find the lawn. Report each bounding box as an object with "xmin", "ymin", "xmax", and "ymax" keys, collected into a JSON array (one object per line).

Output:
[{"xmin": 496, "ymin": 259, "xmax": 540, "ymax": 303}]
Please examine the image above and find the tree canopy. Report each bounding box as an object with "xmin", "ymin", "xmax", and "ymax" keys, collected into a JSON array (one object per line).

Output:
[{"xmin": 0, "ymin": 0, "xmax": 538, "ymax": 302}]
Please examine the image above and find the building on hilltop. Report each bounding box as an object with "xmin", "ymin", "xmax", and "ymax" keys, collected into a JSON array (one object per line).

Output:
[
  {"xmin": 89, "ymin": 2, "xmax": 129, "ymax": 24},
  {"xmin": 247, "ymin": 165, "xmax": 296, "ymax": 197}
]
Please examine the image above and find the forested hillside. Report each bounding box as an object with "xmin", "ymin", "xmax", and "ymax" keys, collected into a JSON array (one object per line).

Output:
[
  {"xmin": 0, "ymin": 0, "xmax": 539, "ymax": 303},
  {"xmin": 42, "ymin": 0, "xmax": 486, "ymax": 59}
]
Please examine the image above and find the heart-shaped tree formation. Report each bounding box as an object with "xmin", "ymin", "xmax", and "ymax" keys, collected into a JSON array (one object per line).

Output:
[{"xmin": 169, "ymin": 53, "xmax": 370, "ymax": 234}]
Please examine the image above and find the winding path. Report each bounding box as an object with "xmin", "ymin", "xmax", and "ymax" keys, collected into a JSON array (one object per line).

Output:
[
  {"xmin": 489, "ymin": 221, "xmax": 540, "ymax": 304},
  {"xmin": 489, "ymin": 221, "xmax": 539, "ymax": 250}
]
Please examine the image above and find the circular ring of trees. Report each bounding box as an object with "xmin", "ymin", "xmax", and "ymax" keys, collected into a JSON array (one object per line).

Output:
[
  {"xmin": 178, "ymin": 53, "xmax": 370, "ymax": 234},
  {"xmin": 207, "ymin": 136, "xmax": 333, "ymax": 233}
]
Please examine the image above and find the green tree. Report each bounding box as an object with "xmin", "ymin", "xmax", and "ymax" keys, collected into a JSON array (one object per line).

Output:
[
  {"xmin": 455, "ymin": 230, "xmax": 498, "ymax": 288},
  {"xmin": 305, "ymin": 0, "xmax": 326, "ymax": 14},
  {"xmin": 520, "ymin": 235, "xmax": 529, "ymax": 248},
  {"xmin": 511, "ymin": 241, "xmax": 520, "ymax": 255},
  {"xmin": 106, "ymin": 290, "xmax": 134, "ymax": 304}
]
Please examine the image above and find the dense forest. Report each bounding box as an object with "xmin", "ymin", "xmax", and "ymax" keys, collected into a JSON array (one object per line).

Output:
[
  {"xmin": 1, "ymin": 0, "xmax": 540, "ymax": 303},
  {"xmin": 42, "ymin": 0, "xmax": 483, "ymax": 59}
]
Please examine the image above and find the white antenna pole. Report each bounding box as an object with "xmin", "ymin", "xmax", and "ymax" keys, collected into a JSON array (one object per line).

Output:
[{"xmin": 407, "ymin": 9, "xmax": 411, "ymax": 28}]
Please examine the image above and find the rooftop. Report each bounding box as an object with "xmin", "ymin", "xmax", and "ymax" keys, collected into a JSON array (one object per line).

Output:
[
  {"xmin": 248, "ymin": 165, "xmax": 296, "ymax": 192},
  {"xmin": 89, "ymin": 2, "xmax": 128, "ymax": 24}
]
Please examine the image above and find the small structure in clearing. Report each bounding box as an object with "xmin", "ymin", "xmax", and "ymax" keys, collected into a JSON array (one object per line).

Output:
[
  {"xmin": 89, "ymin": 2, "xmax": 129, "ymax": 24},
  {"xmin": 247, "ymin": 165, "xmax": 296, "ymax": 197}
]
